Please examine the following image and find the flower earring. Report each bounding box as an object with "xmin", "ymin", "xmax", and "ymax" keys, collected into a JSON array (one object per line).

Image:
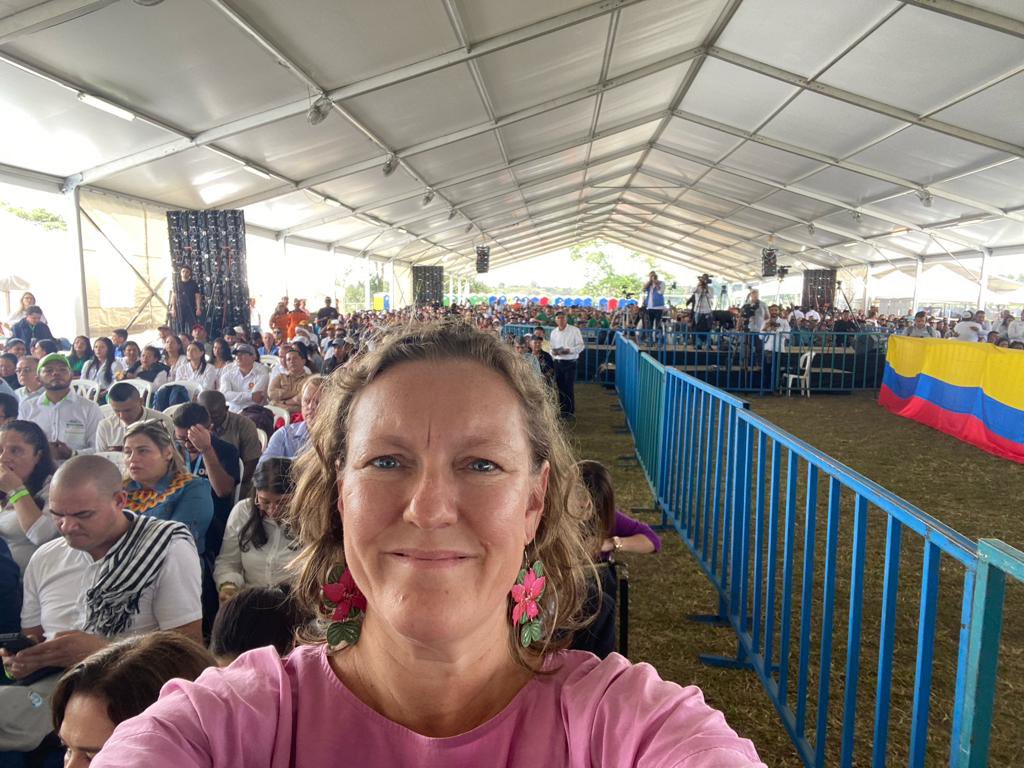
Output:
[
  {"xmin": 511, "ymin": 556, "xmax": 546, "ymax": 648},
  {"xmin": 322, "ymin": 565, "xmax": 367, "ymax": 650}
]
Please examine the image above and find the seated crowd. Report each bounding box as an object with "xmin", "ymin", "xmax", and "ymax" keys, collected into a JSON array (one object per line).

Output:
[{"xmin": 0, "ymin": 295, "xmax": 674, "ymax": 766}]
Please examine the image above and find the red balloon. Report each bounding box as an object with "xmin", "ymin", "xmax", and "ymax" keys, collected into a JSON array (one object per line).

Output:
[
  {"xmin": 539, "ymin": 297, "xmax": 549, "ymax": 306},
  {"xmin": 608, "ymin": 298, "xmax": 618, "ymax": 310}
]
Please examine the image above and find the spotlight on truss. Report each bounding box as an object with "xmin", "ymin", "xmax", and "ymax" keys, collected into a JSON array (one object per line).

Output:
[
  {"xmin": 915, "ymin": 188, "xmax": 933, "ymax": 208},
  {"xmin": 306, "ymin": 95, "xmax": 333, "ymax": 126},
  {"xmin": 447, "ymin": 208, "xmax": 457, "ymax": 220},
  {"xmin": 422, "ymin": 190, "xmax": 435, "ymax": 207},
  {"xmin": 382, "ymin": 155, "xmax": 397, "ymax": 177},
  {"xmin": 851, "ymin": 210, "xmax": 863, "ymax": 223},
  {"xmin": 807, "ymin": 223, "xmax": 815, "ymax": 236}
]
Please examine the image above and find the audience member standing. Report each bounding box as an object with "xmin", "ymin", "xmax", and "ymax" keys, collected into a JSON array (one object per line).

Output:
[
  {"xmin": 0, "ymin": 420, "xmax": 58, "ymax": 573},
  {"xmin": 549, "ymin": 311, "xmax": 585, "ymax": 419},
  {"xmin": 642, "ymin": 271, "xmax": 666, "ymax": 332},
  {"xmin": 171, "ymin": 266, "xmax": 202, "ymax": 332},
  {"xmin": 0, "ymin": 456, "xmax": 202, "ymax": 753},
  {"xmin": 19, "ymin": 354, "xmax": 103, "ymax": 458},
  {"xmin": 315, "ymin": 297, "xmax": 339, "ymax": 329},
  {"xmin": 903, "ymin": 311, "xmax": 940, "ymax": 338}
]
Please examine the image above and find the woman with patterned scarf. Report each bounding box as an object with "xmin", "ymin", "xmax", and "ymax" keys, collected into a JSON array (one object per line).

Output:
[{"xmin": 122, "ymin": 420, "xmax": 214, "ymax": 557}]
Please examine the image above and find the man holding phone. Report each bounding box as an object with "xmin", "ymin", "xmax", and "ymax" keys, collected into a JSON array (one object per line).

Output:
[{"xmin": 0, "ymin": 455, "xmax": 201, "ymax": 752}]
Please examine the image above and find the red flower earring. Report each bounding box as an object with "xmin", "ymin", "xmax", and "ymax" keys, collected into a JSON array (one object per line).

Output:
[
  {"xmin": 322, "ymin": 565, "xmax": 367, "ymax": 650},
  {"xmin": 511, "ymin": 558, "xmax": 546, "ymax": 648}
]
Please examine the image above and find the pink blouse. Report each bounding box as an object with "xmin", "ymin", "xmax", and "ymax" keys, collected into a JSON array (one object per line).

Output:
[{"xmin": 93, "ymin": 644, "xmax": 764, "ymax": 767}]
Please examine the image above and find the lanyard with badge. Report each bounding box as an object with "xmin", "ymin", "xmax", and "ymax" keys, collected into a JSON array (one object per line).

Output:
[{"xmin": 186, "ymin": 449, "xmax": 205, "ymax": 477}]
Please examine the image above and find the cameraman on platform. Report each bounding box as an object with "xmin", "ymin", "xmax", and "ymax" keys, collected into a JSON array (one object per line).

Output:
[
  {"xmin": 642, "ymin": 271, "xmax": 666, "ymax": 333},
  {"xmin": 741, "ymin": 288, "xmax": 766, "ymax": 332},
  {"xmin": 686, "ymin": 274, "xmax": 714, "ymax": 332}
]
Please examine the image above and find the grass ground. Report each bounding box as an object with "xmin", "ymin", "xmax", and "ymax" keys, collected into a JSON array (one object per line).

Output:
[{"xmin": 570, "ymin": 384, "xmax": 1023, "ymax": 767}]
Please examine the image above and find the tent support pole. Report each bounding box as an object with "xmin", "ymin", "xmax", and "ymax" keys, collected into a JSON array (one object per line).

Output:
[
  {"xmin": 862, "ymin": 262, "xmax": 873, "ymax": 312},
  {"xmin": 912, "ymin": 257, "xmax": 923, "ymax": 313},
  {"xmin": 978, "ymin": 248, "xmax": 991, "ymax": 311},
  {"xmin": 64, "ymin": 186, "xmax": 89, "ymax": 336}
]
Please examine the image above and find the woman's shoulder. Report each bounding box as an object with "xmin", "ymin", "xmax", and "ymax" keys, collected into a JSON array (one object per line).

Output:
[{"xmin": 547, "ymin": 651, "xmax": 765, "ymax": 766}]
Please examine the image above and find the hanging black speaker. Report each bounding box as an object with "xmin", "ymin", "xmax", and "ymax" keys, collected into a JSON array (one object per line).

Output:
[
  {"xmin": 761, "ymin": 247, "xmax": 778, "ymax": 278},
  {"xmin": 476, "ymin": 245, "xmax": 490, "ymax": 274}
]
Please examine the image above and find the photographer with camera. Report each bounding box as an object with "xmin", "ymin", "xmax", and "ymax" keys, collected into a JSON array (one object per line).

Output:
[
  {"xmin": 741, "ymin": 288, "xmax": 766, "ymax": 332},
  {"xmin": 686, "ymin": 274, "xmax": 714, "ymax": 333},
  {"xmin": 642, "ymin": 272, "xmax": 666, "ymax": 334}
]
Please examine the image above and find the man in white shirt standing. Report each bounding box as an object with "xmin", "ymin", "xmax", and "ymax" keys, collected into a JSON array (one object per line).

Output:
[
  {"xmin": 18, "ymin": 354, "xmax": 103, "ymax": 459},
  {"xmin": 0, "ymin": 455, "xmax": 201, "ymax": 751},
  {"xmin": 218, "ymin": 344, "xmax": 270, "ymax": 413},
  {"xmin": 549, "ymin": 311, "xmax": 585, "ymax": 419},
  {"xmin": 761, "ymin": 305, "xmax": 791, "ymax": 352},
  {"xmin": 1007, "ymin": 309, "xmax": 1024, "ymax": 342}
]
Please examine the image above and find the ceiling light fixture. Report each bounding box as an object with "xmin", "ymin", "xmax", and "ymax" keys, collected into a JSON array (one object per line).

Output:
[
  {"xmin": 241, "ymin": 165, "xmax": 272, "ymax": 180},
  {"xmin": 807, "ymin": 223, "xmax": 815, "ymax": 236},
  {"xmin": 851, "ymin": 210, "xmax": 863, "ymax": 223},
  {"xmin": 323, "ymin": 198, "xmax": 342, "ymax": 208},
  {"xmin": 422, "ymin": 190, "xmax": 435, "ymax": 207},
  {"xmin": 447, "ymin": 208, "xmax": 457, "ymax": 220},
  {"xmin": 915, "ymin": 189, "xmax": 933, "ymax": 208},
  {"xmin": 382, "ymin": 155, "xmax": 397, "ymax": 176},
  {"xmin": 77, "ymin": 92, "xmax": 135, "ymax": 121},
  {"xmin": 306, "ymin": 95, "xmax": 333, "ymax": 126}
]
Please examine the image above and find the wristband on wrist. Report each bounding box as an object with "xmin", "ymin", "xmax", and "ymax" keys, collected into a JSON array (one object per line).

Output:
[{"xmin": 7, "ymin": 488, "xmax": 29, "ymax": 505}]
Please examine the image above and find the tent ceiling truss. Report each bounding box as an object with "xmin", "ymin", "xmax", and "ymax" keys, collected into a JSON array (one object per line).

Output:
[{"xmin": 1, "ymin": 0, "xmax": 1022, "ymax": 278}]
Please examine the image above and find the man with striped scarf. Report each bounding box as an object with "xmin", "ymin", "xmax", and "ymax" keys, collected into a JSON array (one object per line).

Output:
[{"xmin": 0, "ymin": 456, "xmax": 202, "ymax": 753}]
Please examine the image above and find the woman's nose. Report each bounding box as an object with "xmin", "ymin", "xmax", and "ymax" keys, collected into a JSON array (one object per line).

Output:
[{"xmin": 403, "ymin": 471, "xmax": 458, "ymax": 529}]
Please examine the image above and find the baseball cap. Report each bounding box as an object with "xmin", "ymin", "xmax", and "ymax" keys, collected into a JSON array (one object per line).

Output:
[
  {"xmin": 233, "ymin": 343, "xmax": 257, "ymax": 356},
  {"xmin": 37, "ymin": 353, "xmax": 70, "ymax": 372}
]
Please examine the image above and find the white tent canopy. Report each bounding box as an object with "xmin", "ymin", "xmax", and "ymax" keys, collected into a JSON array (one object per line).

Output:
[{"xmin": 1, "ymin": 0, "xmax": 1022, "ymax": 287}]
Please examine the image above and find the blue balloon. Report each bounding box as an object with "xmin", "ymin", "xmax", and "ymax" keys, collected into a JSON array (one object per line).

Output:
[
  {"xmin": 554, "ymin": 297, "xmax": 563, "ymax": 306},
  {"xmin": 625, "ymin": 298, "xmax": 637, "ymax": 307},
  {"xmin": 498, "ymin": 295, "xmax": 507, "ymax": 305},
  {"xmin": 530, "ymin": 297, "xmax": 539, "ymax": 305},
  {"xmin": 583, "ymin": 298, "xmax": 593, "ymax": 307},
  {"xmin": 599, "ymin": 298, "xmax": 609, "ymax": 308},
  {"xmin": 573, "ymin": 298, "xmax": 582, "ymax": 307},
  {"xmin": 488, "ymin": 295, "xmax": 497, "ymax": 305}
]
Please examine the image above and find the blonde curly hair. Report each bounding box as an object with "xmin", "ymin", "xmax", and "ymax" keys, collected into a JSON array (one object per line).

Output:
[{"xmin": 288, "ymin": 321, "xmax": 597, "ymax": 668}]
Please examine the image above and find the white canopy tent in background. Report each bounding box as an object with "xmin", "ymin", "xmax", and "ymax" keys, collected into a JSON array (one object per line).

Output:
[{"xmin": 0, "ymin": 0, "xmax": 1022, "ymax": 334}]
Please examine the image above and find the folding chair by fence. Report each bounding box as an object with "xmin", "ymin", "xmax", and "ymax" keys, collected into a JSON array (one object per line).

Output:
[{"xmin": 784, "ymin": 351, "xmax": 816, "ymax": 397}]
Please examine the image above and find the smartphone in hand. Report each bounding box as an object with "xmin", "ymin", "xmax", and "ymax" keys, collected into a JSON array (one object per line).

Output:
[{"xmin": 0, "ymin": 633, "xmax": 35, "ymax": 653}]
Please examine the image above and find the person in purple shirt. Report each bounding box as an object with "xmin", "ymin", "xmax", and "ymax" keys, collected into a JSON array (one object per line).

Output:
[
  {"xmin": 578, "ymin": 459, "xmax": 662, "ymax": 561},
  {"xmin": 94, "ymin": 323, "xmax": 763, "ymax": 768}
]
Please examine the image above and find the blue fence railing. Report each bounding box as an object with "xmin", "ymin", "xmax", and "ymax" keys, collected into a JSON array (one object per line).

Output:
[
  {"xmin": 614, "ymin": 333, "xmax": 1023, "ymax": 768},
  {"xmin": 505, "ymin": 323, "xmax": 888, "ymax": 393}
]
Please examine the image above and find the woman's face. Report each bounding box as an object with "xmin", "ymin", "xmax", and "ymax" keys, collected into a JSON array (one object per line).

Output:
[
  {"xmin": 187, "ymin": 343, "xmax": 204, "ymax": 364},
  {"xmin": 59, "ymin": 693, "xmax": 116, "ymax": 768},
  {"xmin": 338, "ymin": 360, "xmax": 547, "ymax": 648},
  {"xmin": 124, "ymin": 434, "xmax": 172, "ymax": 485},
  {"xmin": 73, "ymin": 337, "xmax": 88, "ymax": 354},
  {"xmin": 164, "ymin": 337, "xmax": 180, "ymax": 357},
  {"xmin": 21, "ymin": 293, "xmax": 35, "ymax": 309},
  {"xmin": 0, "ymin": 430, "xmax": 41, "ymax": 483},
  {"xmin": 124, "ymin": 344, "xmax": 140, "ymax": 365},
  {"xmin": 141, "ymin": 348, "xmax": 157, "ymax": 367},
  {"xmin": 256, "ymin": 489, "xmax": 289, "ymax": 521},
  {"xmin": 94, "ymin": 340, "xmax": 110, "ymax": 361}
]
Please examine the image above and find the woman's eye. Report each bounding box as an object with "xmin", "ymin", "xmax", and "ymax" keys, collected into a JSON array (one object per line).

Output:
[
  {"xmin": 370, "ymin": 456, "xmax": 400, "ymax": 469},
  {"xmin": 468, "ymin": 459, "xmax": 498, "ymax": 472}
]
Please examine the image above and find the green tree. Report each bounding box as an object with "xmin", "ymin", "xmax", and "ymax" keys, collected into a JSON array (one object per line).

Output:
[
  {"xmin": 569, "ymin": 240, "xmax": 645, "ymax": 297},
  {"xmin": 0, "ymin": 202, "xmax": 66, "ymax": 231}
]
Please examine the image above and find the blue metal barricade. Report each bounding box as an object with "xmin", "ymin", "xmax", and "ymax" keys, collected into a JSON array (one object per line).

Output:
[{"xmin": 614, "ymin": 339, "xmax": 1021, "ymax": 768}]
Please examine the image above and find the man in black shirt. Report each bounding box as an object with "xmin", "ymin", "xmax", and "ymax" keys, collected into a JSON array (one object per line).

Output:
[
  {"xmin": 529, "ymin": 337, "xmax": 555, "ymax": 386},
  {"xmin": 10, "ymin": 306, "xmax": 53, "ymax": 346},
  {"xmin": 316, "ymin": 297, "xmax": 339, "ymax": 328},
  {"xmin": 171, "ymin": 266, "xmax": 202, "ymax": 332},
  {"xmin": 834, "ymin": 310, "xmax": 860, "ymax": 334}
]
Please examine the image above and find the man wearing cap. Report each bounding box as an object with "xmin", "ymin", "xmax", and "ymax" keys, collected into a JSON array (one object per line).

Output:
[
  {"xmin": 18, "ymin": 354, "xmax": 103, "ymax": 458},
  {"xmin": 218, "ymin": 344, "xmax": 269, "ymax": 413},
  {"xmin": 192, "ymin": 324, "xmax": 213, "ymax": 357}
]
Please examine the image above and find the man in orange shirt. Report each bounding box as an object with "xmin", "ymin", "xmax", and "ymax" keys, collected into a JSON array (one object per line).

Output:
[{"xmin": 286, "ymin": 298, "xmax": 310, "ymax": 340}]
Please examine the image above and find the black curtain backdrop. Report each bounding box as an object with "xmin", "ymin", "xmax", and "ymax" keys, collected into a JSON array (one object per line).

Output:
[{"xmin": 167, "ymin": 210, "xmax": 251, "ymax": 338}]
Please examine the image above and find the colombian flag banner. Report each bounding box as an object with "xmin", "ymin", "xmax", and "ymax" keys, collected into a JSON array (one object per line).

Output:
[{"xmin": 879, "ymin": 337, "xmax": 1024, "ymax": 463}]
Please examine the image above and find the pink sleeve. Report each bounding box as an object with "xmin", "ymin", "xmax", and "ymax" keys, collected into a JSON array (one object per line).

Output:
[
  {"xmin": 561, "ymin": 653, "xmax": 766, "ymax": 767},
  {"xmin": 92, "ymin": 647, "xmax": 293, "ymax": 768}
]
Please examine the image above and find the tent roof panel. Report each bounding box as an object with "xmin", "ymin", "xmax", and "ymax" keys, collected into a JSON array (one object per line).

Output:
[
  {"xmin": 241, "ymin": 191, "xmax": 337, "ymax": 232},
  {"xmin": 759, "ymin": 90, "xmax": 907, "ymax": 158},
  {"xmin": 512, "ymin": 147, "xmax": 590, "ymax": 184},
  {"xmin": 679, "ymin": 57, "xmax": 800, "ymax": 132},
  {"xmin": 455, "ymin": 0, "xmax": 595, "ymax": 41},
  {"xmin": 932, "ymin": 71, "xmax": 1024, "ymax": 147},
  {"xmin": 443, "ymin": 170, "xmax": 519, "ymax": 204},
  {"xmin": 231, "ymin": 0, "xmax": 460, "ymax": 89},
  {"xmin": 934, "ymin": 159, "xmax": 1024, "ymax": 210},
  {"xmin": 595, "ymin": 63, "xmax": 691, "ymax": 132},
  {"xmin": 757, "ymin": 191, "xmax": 842, "ymax": 222},
  {"xmin": 586, "ymin": 119, "xmax": 660, "ymax": 158},
  {"xmin": 716, "ymin": 0, "xmax": 900, "ymax": 78},
  {"xmin": 4, "ymin": 0, "xmax": 305, "ymax": 131},
  {"xmin": 819, "ymin": 5, "xmax": 1024, "ymax": 115},
  {"xmin": 316, "ymin": 166, "xmax": 421, "ymax": 209},
  {"xmin": 721, "ymin": 142, "xmax": 827, "ymax": 185},
  {"xmin": 342, "ymin": 64, "xmax": 491, "ymax": 151},
  {"xmin": 475, "ymin": 17, "xmax": 606, "ymax": 114},
  {"xmin": 607, "ymin": 0, "xmax": 726, "ymax": 78},
  {"xmin": 215, "ymin": 112, "xmax": 381, "ymax": 181},
  {"xmin": 869, "ymin": 193, "xmax": 988, "ymax": 228},
  {"xmin": 658, "ymin": 117, "xmax": 744, "ymax": 162},
  {"xmin": 797, "ymin": 166, "xmax": 904, "ymax": 206},
  {"xmin": 405, "ymin": 132, "xmax": 505, "ymax": 182},
  {"xmin": 0, "ymin": 61, "xmax": 173, "ymax": 177},
  {"xmin": 499, "ymin": 98, "xmax": 595, "ymax": 158}
]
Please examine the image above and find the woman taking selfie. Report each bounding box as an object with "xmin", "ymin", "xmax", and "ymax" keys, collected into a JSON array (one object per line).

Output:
[{"xmin": 95, "ymin": 323, "xmax": 763, "ymax": 767}]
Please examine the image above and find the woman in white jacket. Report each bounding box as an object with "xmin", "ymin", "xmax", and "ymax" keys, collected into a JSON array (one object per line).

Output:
[
  {"xmin": 214, "ymin": 457, "xmax": 299, "ymax": 602},
  {"xmin": 177, "ymin": 342, "xmax": 219, "ymax": 392}
]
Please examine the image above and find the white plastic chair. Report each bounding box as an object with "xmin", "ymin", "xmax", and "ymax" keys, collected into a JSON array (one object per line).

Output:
[
  {"xmin": 256, "ymin": 428, "xmax": 268, "ymax": 450},
  {"xmin": 70, "ymin": 379, "xmax": 100, "ymax": 401},
  {"xmin": 176, "ymin": 379, "xmax": 203, "ymax": 401},
  {"xmin": 120, "ymin": 378, "xmax": 153, "ymax": 407},
  {"xmin": 260, "ymin": 355, "xmax": 280, "ymax": 370},
  {"xmin": 267, "ymin": 404, "xmax": 290, "ymax": 428},
  {"xmin": 98, "ymin": 403, "xmax": 113, "ymax": 418},
  {"xmin": 784, "ymin": 352, "xmax": 816, "ymax": 398}
]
